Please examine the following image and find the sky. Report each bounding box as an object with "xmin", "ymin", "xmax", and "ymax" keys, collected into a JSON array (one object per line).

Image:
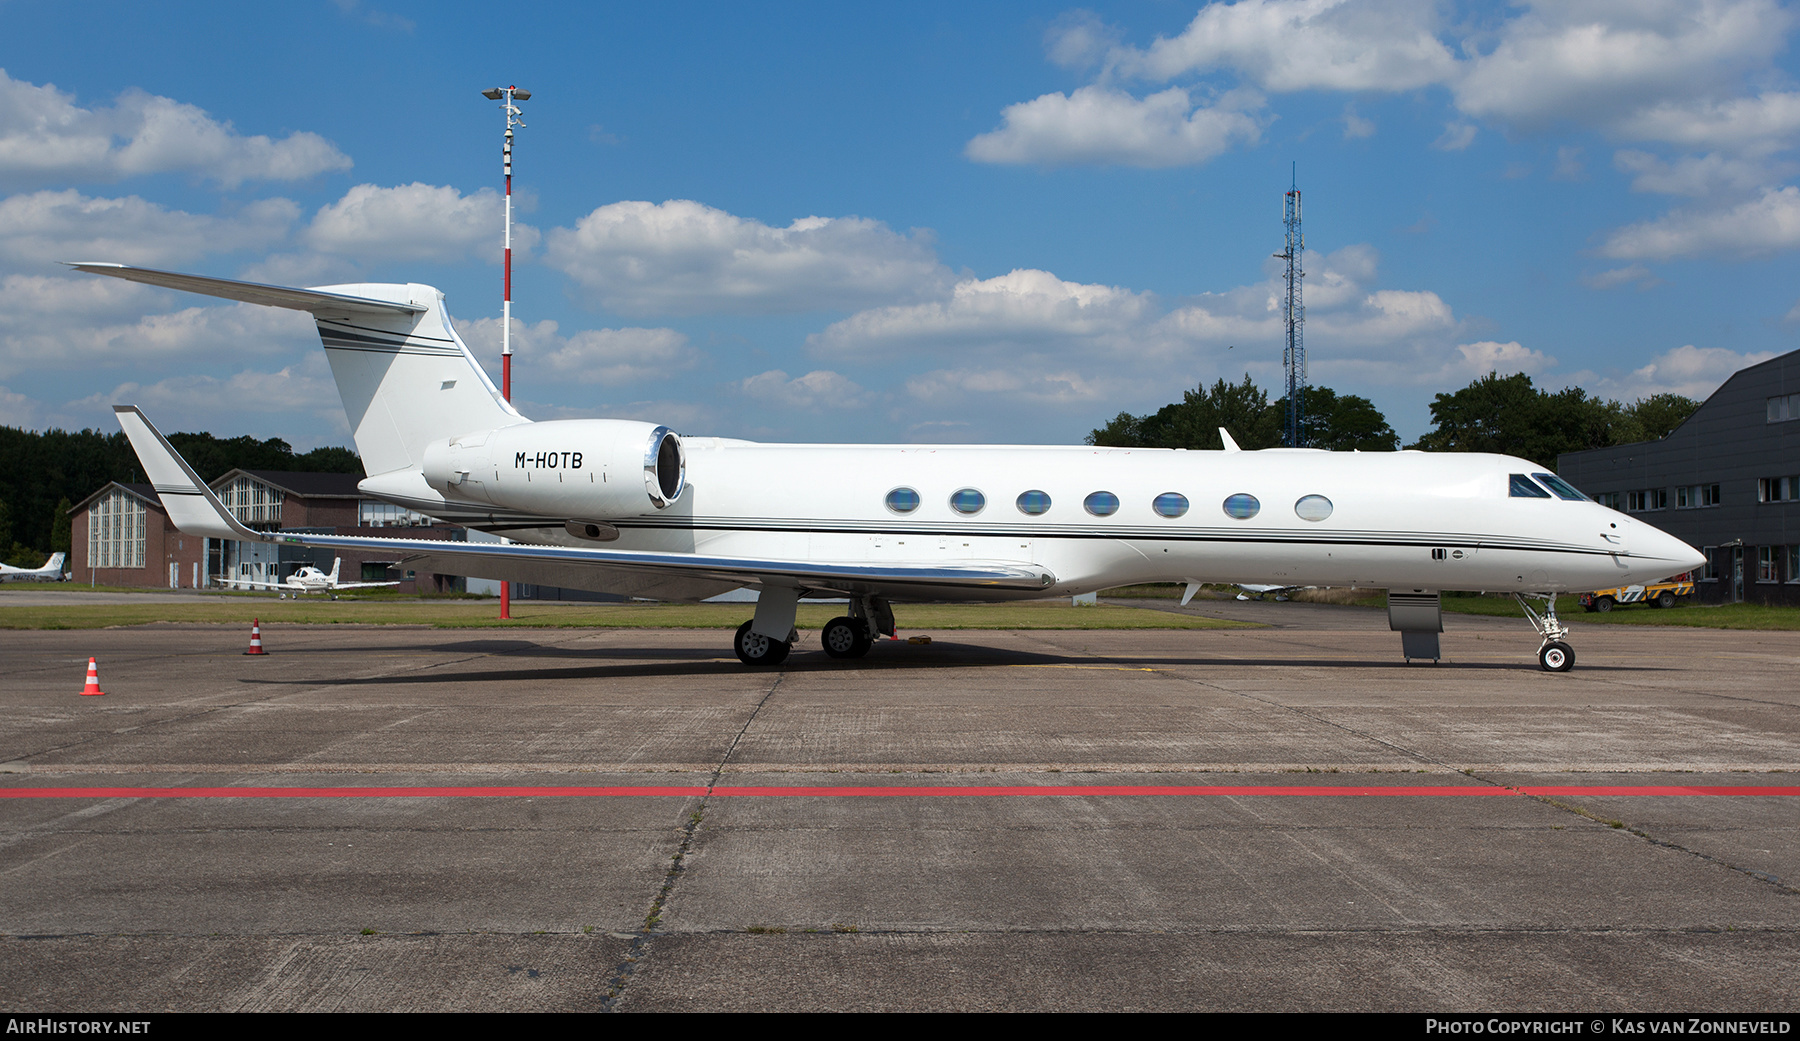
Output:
[{"xmin": 1, "ymin": 0, "xmax": 1797, "ymax": 452}]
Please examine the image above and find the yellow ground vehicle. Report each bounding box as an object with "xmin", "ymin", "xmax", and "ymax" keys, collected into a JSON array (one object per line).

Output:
[{"xmin": 1578, "ymin": 575, "xmax": 1695, "ymax": 612}]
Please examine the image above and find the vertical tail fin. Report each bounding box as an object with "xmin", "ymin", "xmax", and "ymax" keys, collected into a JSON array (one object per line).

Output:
[
  {"xmin": 69, "ymin": 264, "xmax": 528, "ymax": 477},
  {"xmin": 329, "ymin": 557, "xmax": 342, "ymax": 583}
]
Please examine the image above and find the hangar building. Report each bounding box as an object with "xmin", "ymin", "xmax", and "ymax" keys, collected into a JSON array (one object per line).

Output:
[{"xmin": 1558, "ymin": 347, "xmax": 1799, "ymax": 605}]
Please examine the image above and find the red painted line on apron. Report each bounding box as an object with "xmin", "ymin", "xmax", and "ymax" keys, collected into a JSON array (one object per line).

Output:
[{"xmin": 3, "ymin": 785, "xmax": 1797, "ymax": 799}]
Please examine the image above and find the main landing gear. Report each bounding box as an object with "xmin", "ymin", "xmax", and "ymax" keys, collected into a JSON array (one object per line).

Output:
[
  {"xmin": 1514, "ymin": 593, "xmax": 1575, "ymax": 672},
  {"xmin": 734, "ymin": 619, "xmax": 791, "ymax": 666},
  {"xmin": 732, "ymin": 593, "xmax": 895, "ymax": 666}
]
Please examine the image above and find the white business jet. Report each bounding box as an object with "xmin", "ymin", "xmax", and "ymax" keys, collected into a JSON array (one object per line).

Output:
[
  {"xmin": 0, "ymin": 552, "xmax": 67, "ymax": 582},
  {"xmin": 219, "ymin": 557, "xmax": 399, "ymax": 598},
  {"xmin": 77, "ymin": 262, "xmax": 1703, "ymax": 672}
]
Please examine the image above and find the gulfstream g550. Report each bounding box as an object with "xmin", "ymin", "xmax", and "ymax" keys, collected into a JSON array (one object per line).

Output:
[{"xmin": 77, "ymin": 262, "xmax": 1703, "ymax": 672}]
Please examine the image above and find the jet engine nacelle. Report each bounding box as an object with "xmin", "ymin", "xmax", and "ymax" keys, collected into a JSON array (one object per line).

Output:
[{"xmin": 421, "ymin": 419, "xmax": 686, "ymax": 517}]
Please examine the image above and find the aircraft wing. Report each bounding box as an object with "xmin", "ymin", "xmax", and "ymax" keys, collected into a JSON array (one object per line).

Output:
[
  {"xmin": 329, "ymin": 581, "xmax": 403, "ymax": 589},
  {"xmin": 115, "ymin": 405, "xmax": 1056, "ymax": 600}
]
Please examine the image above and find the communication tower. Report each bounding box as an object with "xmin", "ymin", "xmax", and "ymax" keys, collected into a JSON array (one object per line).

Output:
[
  {"xmin": 1275, "ymin": 169, "xmax": 1305, "ymax": 447},
  {"xmin": 482, "ymin": 84, "xmax": 530, "ymax": 619}
]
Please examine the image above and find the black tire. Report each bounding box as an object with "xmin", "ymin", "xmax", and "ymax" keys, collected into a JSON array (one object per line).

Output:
[
  {"xmin": 821, "ymin": 616, "xmax": 872, "ymax": 659},
  {"xmin": 1538, "ymin": 640, "xmax": 1575, "ymax": 672},
  {"xmin": 1655, "ymin": 590, "xmax": 1676, "ymax": 609},
  {"xmin": 734, "ymin": 619, "xmax": 790, "ymax": 666},
  {"xmin": 1594, "ymin": 596, "xmax": 1614, "ymax": 613}
]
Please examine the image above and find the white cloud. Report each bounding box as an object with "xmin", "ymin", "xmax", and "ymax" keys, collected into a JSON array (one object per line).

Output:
[
  {"xmin": 1600, "ymin": 185, "xmax": 1800, "ymax": 258},
  {"xmin": 1452, "ymin": 0, "xmax": 1792, "ymax": 134},
  {"xmin": 1341, "ymin": 103, "xmax": 1375, "ymax": 140},
  {"xmin": 1580, "ymin": 264, "xmax": 1662, "ymax": 290},
  {"xmin": 0, "ymin": 189, "xmax": 296, "ymax": 270},
  {"xmin": 1432, "ymin": 122, "xmax": 1477, "ymax": 151},
  {"xmin": 810, "ymin": 268, "xmax": 1156, "ymax": 354},
  {"xmin": 1045, "ymin": 10, "xmax": 1124, "ymax": 71},
  {"xmin": 0, "ymin": 69, "xmax": 351, "ymax": 189},
  {"xmin": 965, "ymin": 85, "xmax": 1264, "ymax": 168},
  {"xmin": 1552, "ymin": 146, "xmax": 1586, "ymax": 180},
  {"xmin": 1613, "ymin": 149, "xmax": 1785, "ymax": 197},
  {"xmin": 739, "ymin": 369, "xmax": 872, "ymax": 411},
  {"xmin": 544, "ymin": 199, "xmax": 948, "ymax": 316},
  {"xmin": 903, "ymin": 368, "xmax": 1107, "ymax": 406},
  {"xmin": 0, "ymin": 383, "xmax": 43, "ymax": 428},
  {"xmin": 1565, "ymin": 343, "xmax": 1777, "ymax": 401},
  {"xmin": 455, "ymin": 317, "xmax": 699, "ymax": 386},
  {"xmin": 303, "ymin": 182, "xmax": 533, "ymax": 263},
  {"xmin": 0, "ymin": 297, "xmax": 314, "ymax": 378},
  {"xmin": 58, "ymin": 354, "xmax": 348, "ymax": 444},
  {"xmin": 1110, "ymin": 0, "xmax": 1456, "ymax": 92},
  {"xmin": 1611, "ymin": 92, "xmax": 1800, "ymax": 155}
]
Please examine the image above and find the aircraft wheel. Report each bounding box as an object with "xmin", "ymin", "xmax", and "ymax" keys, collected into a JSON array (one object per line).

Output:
[
  {"xmin": 1655, "ymin": 590, "xmax": 1676, "ymax": 609},
  {"xmin": 821, "ymin": 616, "xmax": 871, "ymax": 659},
  {"xmin": 1594, "ymin": 596, "xmax": 1614, "ymax": 613},
  {"xmin": 1538, "ymin": 641, "xmax": 1575, "ymax": 672},
  {"xmin": 734, "ymin": 620, "xmax": 790, "ymax": 666}
]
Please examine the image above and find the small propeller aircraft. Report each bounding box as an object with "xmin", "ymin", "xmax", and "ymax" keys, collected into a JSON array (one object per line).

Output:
[
  {"xmin": 219, "ymin": 557, "xmax": 399, "ymax": 599},
  {"xmin": 0, "ymin": 552, "xmax": 67, "ymax": 582},
  {"xmin": 79, "ymin": 262, "xmax": 1704, "ymax": 671}
]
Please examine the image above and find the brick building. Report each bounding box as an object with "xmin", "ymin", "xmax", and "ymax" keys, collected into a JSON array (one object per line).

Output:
[{"xmin": 69, "ymin": 469, "xmax": 473, "ymax": 593}]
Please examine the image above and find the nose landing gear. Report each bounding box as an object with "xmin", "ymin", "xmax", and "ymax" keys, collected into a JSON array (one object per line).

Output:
[{"xmin": 1514, "ymin": 593, "xmax": 1575, "ymax": 672}]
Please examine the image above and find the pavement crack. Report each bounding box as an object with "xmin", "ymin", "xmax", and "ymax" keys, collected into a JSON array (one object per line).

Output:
[{"xmin": 600, "ymin": 670, "xmax": 786, "ymax": 1011}]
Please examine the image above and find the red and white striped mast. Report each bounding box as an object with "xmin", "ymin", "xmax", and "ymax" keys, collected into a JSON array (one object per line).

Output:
[{"xmin": 482, "ymin": 84, "xmax": 530, "ymax": 619}]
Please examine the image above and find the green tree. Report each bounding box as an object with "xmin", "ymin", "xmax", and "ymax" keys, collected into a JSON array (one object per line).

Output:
[
  {"xmin": 1271, "ymin": 387, "xmax": 1400, "ymax": 451},
  {"xmin": 1088, "ymin": 374, "xmax": 1283, "ymax": 450},
  {"xmin": 1409, "ymin": 372, "xmax": 1627, "ymax": 468},
  {"xmin": 1625, "ymin": 393, "xmax": 1700, "ymax": 440}
]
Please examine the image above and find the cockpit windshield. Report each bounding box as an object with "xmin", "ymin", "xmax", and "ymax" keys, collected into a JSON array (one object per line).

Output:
[
  {"xmin": 1509, "ymin": 473, "xmax": 1551, "ymax": 498},
  {"xmin": 1532, "ymin": 472, "xmax": 1589, "ymax": 501}
]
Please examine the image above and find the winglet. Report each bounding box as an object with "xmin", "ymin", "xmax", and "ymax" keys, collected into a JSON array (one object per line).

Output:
[
  {"xmin": 1219, "ymin": 428, "xmax": 1241, "ymax": 452},
  {"xmin": 113, "ymin": 406, "xmax": 264, "ymax": 542}
]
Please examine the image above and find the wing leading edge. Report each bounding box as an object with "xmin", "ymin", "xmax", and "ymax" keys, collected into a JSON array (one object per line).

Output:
[{"xmin": 113, "ymin": 406, "xmax": 1055, "ymax": 599}]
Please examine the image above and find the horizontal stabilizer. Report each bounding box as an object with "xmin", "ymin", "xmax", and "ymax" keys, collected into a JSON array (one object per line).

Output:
[{"xmin": 67, "ymin": 263, "xmax": 423, "ymax": 317}]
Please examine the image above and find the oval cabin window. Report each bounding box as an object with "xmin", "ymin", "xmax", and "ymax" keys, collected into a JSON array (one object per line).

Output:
[
  {"xmin": 1295, "ymin": 495, "xmax": 1333, "ymax": 521},
  {"xmin": 886, "ymin": 487, "xmax": 920, "ymax": 514},
  {"xmin": 1222, "ymin": 493, "xmax": 1260, "ymax": 519},
  {"xmin": 950, "ymin": 488, "xmax": 986, "ymax": 515},
  {"xmin": 1153, "ymin": 492, "xmax": 1190, "ymax": 518},
  {"xmin": 1016, "ymin": 490, "xmax": 1052, "ymax": 515},
  {"xmin": 1084, "ymin": 491, "xmax": 1120, "ymax": 517}
]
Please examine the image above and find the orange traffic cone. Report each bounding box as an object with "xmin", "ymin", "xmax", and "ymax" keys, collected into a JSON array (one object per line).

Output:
[
  {"xmin": 244, "ymin": 618, "xmax": 268, "ymax": 656},
  {"xmin": 78, "ymin": 657, "xmax": 106, "ymax": 696}
]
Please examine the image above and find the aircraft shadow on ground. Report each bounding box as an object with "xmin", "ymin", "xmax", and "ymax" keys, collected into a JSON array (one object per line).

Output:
[{"xmin": 230, "ymin": 639, "xmax": 1660, "ymax": 686}]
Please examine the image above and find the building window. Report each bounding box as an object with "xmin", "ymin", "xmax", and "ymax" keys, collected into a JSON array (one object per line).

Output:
[
  {"xmin": 1787, "ymin": 546, "xmax": 1800, "ymax": 583},
  {"xmin": 87, "ymin": 489, "xmax": 146, "ymax": 569},
  {"xmin": 1758, "ymin": 476, "xmax": 1799, "ymax": 502},
  {"xmin": 359, "ymin": 500, "xmax": 435, "ymax": 527},
  {"xmin": 1758, "ymin": 546, "xmax": 1780, "ymax": 583},
  {"xmin": 1626, "ymin": 489, "xmax": 1668, "ymax": 512},
  {"xmin": 1595, "ymin": 491, "xmax": 1622, "ymax": 510},
  {"xmin": 1676, "ymin": 484, "xmax": 1720, "ymax": 508},
  {"xmin": 1700, "ymin": 547, "xmax": 1717, "ymax": 582},
  {"xmin": 220, "ymin": 476, "xmax": 284, "ymax": 525},
  {"xmin": 1768, "ymin": 392, "xmax": 1800, "ymax": 422}
]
